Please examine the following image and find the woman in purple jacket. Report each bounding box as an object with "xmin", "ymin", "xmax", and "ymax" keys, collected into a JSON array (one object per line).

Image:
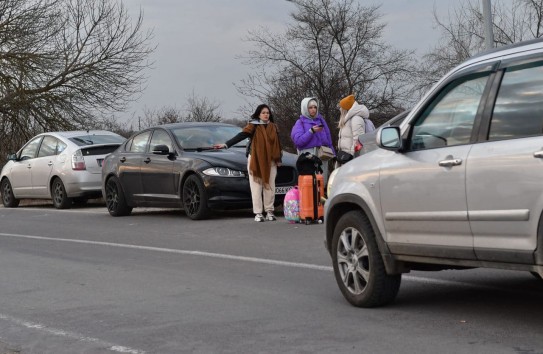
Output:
[{"xmin": 290, "ymin": 97, "xmax": 335, "ymax": 182}]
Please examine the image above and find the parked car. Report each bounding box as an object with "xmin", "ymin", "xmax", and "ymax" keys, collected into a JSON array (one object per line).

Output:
[
  {"xmin": 1, "ymin": 130, "xmax": 125, "ymax": 209},
  {"xmin": 101, "ymin": 122, "xmax": 298, "ymax": 220},
  {"xmin": 325, "ymin": 38, "xmax": 543, "ymax": 307},
  {"xmin": 353, "ymin": 110, "xmax": 409, "ymax": 157}
]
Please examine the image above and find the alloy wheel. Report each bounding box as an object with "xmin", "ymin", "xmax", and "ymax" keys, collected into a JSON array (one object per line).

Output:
[
  {"xmin": 53, "ymin": 181, "xmax": 65, "ymax": 206},
  {"xmin": 1, "ymin": 179, "xmax": 19, "ymax": 208},
  {"xmin": 105, "ymin": 180, "xmax": 119, "ymax": 212},
  {"xmin": 2, "ymin": 182, "xmax": 10, "ymax": 204},
  {"xmin": 2, "ymin": 182, "xmax": 12, "ymax": 205},
  {"xmin": 336, "ymin": 227, "xmax": 370, "ymax": 295},
  {"xmin": 183, "ymin": 178, "xmax": 200, "ymax": 216}
]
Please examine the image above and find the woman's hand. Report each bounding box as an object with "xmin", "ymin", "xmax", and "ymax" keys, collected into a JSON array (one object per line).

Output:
[
  {"xmin": 213, "ymin": 143, "xmax": 227, "ymax": 149},
  {"xmin": 312, "ymin": 125, "xmax": 324, "ymax": 133}
]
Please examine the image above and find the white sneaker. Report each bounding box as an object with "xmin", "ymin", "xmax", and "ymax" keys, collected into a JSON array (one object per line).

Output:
[
  {"xmin": 266, "ymin": 212, "xmax": 277, "ymax": 221},
  {"xmin": 254, "ymin": 213, "xmax": 265, "ymax": 222}
]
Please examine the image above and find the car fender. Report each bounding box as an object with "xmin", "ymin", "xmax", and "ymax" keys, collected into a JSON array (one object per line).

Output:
[{"xmin": 325, "ymin": 189, "xmax": 404, "ymax": 274}]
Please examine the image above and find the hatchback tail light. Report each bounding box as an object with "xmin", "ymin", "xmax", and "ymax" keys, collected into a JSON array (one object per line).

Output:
[
  {"xmin": 71, "ymin": 150, "xmax": 86, "ymax": 170},
  {"xmin": 354, "ymin": 141, "xmax": 363, "ymax": 153}
]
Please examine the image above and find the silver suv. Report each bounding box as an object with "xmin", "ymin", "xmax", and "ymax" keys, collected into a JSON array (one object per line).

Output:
[{"xmin": 325, "ymin": 38, "xmax": 543, "ymax": 307}]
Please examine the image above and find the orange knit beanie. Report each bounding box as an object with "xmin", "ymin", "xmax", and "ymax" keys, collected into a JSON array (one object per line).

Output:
[{"xmin": 339, "ymin": 94, "xmax": 355, "ymax": 110}]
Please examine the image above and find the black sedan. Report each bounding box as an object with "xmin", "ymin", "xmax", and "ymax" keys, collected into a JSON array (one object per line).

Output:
[{"xmin": 101, "ymin": 122, "xmax": 298, "ymax": 219}]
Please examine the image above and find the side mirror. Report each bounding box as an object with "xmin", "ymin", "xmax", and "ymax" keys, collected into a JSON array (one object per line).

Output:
[
  {"xmin": 377, "ymin": 127, "xmax": 402, "ymax": 151},
  {"xmin": 152, "ymin": 144, "xmax": 170, "ymax": 155},
  {"xmin": 7, "ymin": 153, "xmax": 17, "ymax": 161}
]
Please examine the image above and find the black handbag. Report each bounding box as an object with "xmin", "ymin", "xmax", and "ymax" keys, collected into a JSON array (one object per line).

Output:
[
  {"xmin": 336, "ymin": 150, "xmax": 354, "ymax": 164},
  {"xmin": 296, "ymin": 152, "xmax": 323, "ymax": 175}
]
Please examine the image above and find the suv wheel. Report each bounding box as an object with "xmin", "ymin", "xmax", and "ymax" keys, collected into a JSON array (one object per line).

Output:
[
  {"xmin": 1, "ymin": 178, "xmax": 20, "ymax": 208},
  {"xmin": 332, "ymin": 210, "xmax": 401, "ymax": 307}
]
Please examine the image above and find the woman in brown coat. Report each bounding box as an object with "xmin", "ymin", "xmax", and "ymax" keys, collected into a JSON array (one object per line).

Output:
[{"xmin": 214, "ymin": 104, "xmax": 282, "ymax": 222}]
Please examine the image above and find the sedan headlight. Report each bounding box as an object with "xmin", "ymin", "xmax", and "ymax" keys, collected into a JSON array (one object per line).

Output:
[
  {"xmin": 203, "ymin": 167, "xmax": 246, "ymax": 177},
  {"xmin": 327, "ymin": 167, "xmax": 340, "ymax": 197}
]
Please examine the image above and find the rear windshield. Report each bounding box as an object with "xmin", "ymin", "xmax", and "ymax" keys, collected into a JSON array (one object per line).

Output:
[
  {"xmin": 69, "ymin": 134, "xmax": 125, "ymax": 146},
  {"xmin": 81, "ymin": 145, "xmax": 120, "ymax": 156}
]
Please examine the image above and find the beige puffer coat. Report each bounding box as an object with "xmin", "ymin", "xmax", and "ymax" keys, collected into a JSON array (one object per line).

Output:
[{"xmin": 337, "ymin": 102, "xmax": 370, "ymax": 155}]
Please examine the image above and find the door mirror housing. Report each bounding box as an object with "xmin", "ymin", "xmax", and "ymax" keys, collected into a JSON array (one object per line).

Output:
[
  {"xmin": 377, "ymin": 127, "xmax": 402, "ymax": 151},
  {"xmin": 152, "ymin": 145, "xmax": 170, "ymax": 155},
  {"xmin": 6, "ymin": 153, "xmax": 17, "ymax": 161}
]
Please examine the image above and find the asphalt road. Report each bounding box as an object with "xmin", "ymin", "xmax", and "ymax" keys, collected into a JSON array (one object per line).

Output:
[{"xmin": 0, "ymin": 202, "xmax": 542, "ymax": 354}]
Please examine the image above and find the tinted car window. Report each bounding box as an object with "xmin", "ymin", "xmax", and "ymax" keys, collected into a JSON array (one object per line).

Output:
[
  {"xmin": 172, "ymin": 126, "xmax": 245, "ymax": 149},
  {"xmin": 19, "ymin": 137, "xmax": 42, "ymax": 160},
  {"xmin": 37, "ymin": 136, "xmax": 60, "ymax": 157},
  {"xmin": 149, "ymin": 129, "xmax": 173, "ymax": 153},
  {"xmin": 69, "ymin": 134, "xmax": 125, "ymax": 146},
  {"xmin": 130, "ymin": 131, "xmax": 151, "ymax": 153},
  {"xmin": 489, "ymin": 62, "xmax": 543, "ymax": 140},
  {"xmin": 410, "ymin": 74, "xmax": 490, "ymax": 151}
]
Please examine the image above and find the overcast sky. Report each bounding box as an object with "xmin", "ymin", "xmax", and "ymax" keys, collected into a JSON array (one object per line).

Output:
[{"xmin": 121, "ymin": 0, "xmax": 460, "ymax": 125}]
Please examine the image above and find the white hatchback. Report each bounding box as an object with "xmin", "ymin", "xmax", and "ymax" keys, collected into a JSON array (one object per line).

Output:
[{"xmin": 1, "ymin": 130, "xmax": 125, "ymax": 209}]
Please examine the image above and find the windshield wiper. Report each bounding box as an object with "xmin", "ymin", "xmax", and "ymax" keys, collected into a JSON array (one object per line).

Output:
[{"xmin": 184, "ymin": 147, "xmax": 217, "ymax": 152}]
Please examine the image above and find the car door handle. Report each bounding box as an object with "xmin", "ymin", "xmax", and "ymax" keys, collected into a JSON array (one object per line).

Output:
[
  {"xmin": 48, "ymin": 162, "xmax": 53, "ymax": 166},
  {"xmin": 533, "ymin": 150, "xmax": 543, "ymax": 158},
  {"xmin": 26, "ymin": 164, "xmax": 32, "ymax": 169},
  {"xmin": 143, "ymin": 157, "xmax": 151, "ymax": 164},
  {"xmin": 438, "ymin": 158, "xmax": 462, "ymax": 167},
  {"xmin": 120, "ymin": 157, "xmax": 126, "ymax": 163}
]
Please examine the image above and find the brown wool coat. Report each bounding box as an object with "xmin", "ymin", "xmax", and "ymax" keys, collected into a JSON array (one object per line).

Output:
[{"xmin": 243, "ymin": 122, "xmax": 281, "ymax": 188}]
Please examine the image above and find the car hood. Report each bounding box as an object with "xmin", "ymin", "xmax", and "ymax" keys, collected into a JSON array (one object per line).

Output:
[
  {"xmin": 186, "ymin": 148, "xmax": 298, "ymax": 172},
  {"xmin": 187, "ymin": 147, "xmax": 249, "ymax": 171}
]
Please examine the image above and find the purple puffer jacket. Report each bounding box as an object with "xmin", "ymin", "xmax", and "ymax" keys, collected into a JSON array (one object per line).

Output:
[{"xmin": 290, "ymin": 114, "xmax": 335, "ymax": 153}]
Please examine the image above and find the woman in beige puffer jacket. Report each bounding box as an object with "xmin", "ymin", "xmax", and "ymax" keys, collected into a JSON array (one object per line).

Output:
[{"xmin": 337, "ymin": 95, "xmax": 370, "ymax": 161}]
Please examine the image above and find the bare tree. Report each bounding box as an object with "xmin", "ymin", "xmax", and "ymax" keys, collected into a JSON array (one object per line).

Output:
[
  {"xmin": 416, "ymin": 0, "xmax": 543, "ymax": 95},
  {"xmin": 237, "ymin": 0, "xmax": 414, "ymax": 150},
  {"xmin": 93, "ymin": 115, "xmax": 136, "ymax": 138},
  {"xmin": 131, "ymin": 93, "xmax": 223, "ymax": 131},
  {"xmin": 136, "ymin": 106, "xmax": 183, "ymax": 129},
  {"xmin": 184, "ymin": 91, "xmax": 222, "ymax": 123},
  {"xmin": 0, "ymin": 0, "xmax": 154, "ymax": 163}
]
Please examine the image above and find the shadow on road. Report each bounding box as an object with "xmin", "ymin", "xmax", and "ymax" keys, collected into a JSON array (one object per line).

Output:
[{"xmin": 394, "ymin": 272, "xmax": 543, "ymax": 326}]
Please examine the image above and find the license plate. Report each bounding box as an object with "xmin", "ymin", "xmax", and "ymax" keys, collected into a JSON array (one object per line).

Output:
[
  {"xmin": 275, "ymin": 186, "xmax": 292, "ymax": 195},
  {"xmin": 97, "ymin": 158, "xmax": 104, "ymax": 167}
]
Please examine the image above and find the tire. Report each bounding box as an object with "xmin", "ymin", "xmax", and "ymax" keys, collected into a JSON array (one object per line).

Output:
[
  {"xmin": 182, "ymin": 174, "xmax": 210, "ymax": 220},
  {"xmin": 105, "ymin": 176, "xmax": 132, "ymax": 217},
  {"xmin": 51, "ymin": 178, "xmax": 72, "ymax": 209},
  {"xmin": 331, "ymin": 210, "xmax": 401, "ymax": 307},
  {"xmin": 1, "ymin": 178, "xmax": 20, "ymax": 208}
]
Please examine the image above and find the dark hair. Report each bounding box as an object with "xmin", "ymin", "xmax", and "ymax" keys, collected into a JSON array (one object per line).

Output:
[{"xmin": 251, "ymin": 104, "xmax": 274, "ymax": 122}]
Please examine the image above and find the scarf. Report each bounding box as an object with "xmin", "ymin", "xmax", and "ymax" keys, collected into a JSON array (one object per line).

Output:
[{"xmin": 244, "ymin": 122, "xmax": 281, "ymax": 189}]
